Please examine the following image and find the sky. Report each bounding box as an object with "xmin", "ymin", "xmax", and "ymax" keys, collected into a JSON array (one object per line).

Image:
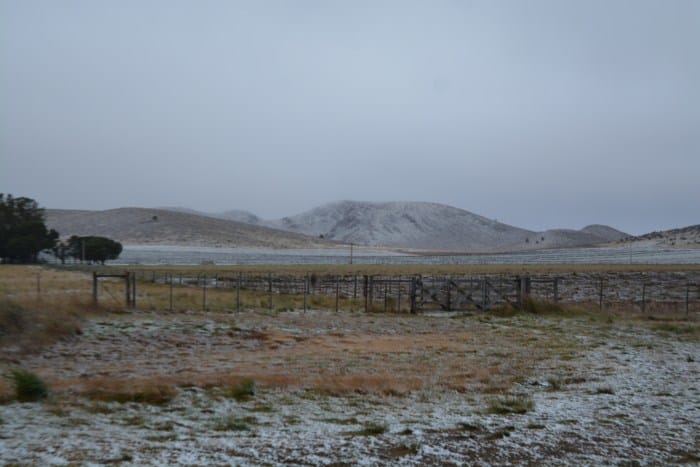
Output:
[{"xmin": 1, "ymin": 1, "xmax": 698, "ymax": 235}]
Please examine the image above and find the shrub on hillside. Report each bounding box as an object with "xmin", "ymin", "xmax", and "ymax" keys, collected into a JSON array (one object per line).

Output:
[{"xmin": 11, "ymin": 369, "xmax": 48, "ymax": 402}]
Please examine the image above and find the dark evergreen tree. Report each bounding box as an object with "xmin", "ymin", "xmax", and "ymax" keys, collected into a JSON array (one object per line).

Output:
[
  {"xmin": 0, "ymin": 194, "xmax": 58, "ymax": 263},
  {"xmin": 67, "ymin": 235, "xmax": 122, "ymax": 264}
]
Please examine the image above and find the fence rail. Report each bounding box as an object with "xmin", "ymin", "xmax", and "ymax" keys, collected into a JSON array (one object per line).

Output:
[{"xmin": 89, "ymin": 270, "xmax": 700, "ymax": 316}]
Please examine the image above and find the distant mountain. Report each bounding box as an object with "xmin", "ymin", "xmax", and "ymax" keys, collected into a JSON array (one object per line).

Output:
[
  {"xmin": 580, "ymin": 224, "xmax": 629, "ymax": 242},
  {"xmin": 251, "ymin": 201, "xmax": 628, "ymax": 252},
  {"xmin": 218, "ymin": 209, "xmax": 263, "ymax": 225},
  {"xmin": 158, "ymin": 206, "xmax": 263, "ymax": 225},
  {"xmin": 45, "ymin": 208, "xmax": 333, "ymax": 248},
  {"xmin": 66, "ymin": 201, "xmax": 632, "ymax": 251},
  {"xmin": 620, "ymin": 224, "xmax": 700, "ymax": 248}
]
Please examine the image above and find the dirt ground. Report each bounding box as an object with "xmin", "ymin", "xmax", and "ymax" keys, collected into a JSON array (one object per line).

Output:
[{"xmin": 1, "ymin": 306, "xmax": 698, "ymax": 466}]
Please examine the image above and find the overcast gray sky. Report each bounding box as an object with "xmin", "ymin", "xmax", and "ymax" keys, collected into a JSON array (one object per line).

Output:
[{"xmin": 1, "ymin": 1, "xmax": 698, "ymax": 235}]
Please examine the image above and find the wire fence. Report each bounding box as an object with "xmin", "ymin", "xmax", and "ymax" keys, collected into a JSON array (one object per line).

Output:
[{"xmin": 86, "ymin": 270, "xmax": 700, "ymax": 316}]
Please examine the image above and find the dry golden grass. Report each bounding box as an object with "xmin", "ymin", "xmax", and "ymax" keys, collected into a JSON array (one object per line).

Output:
[
  {"xmin": 0, "ymin": 378, "xmax": 12, "ymax": 403},
  {"xmin": 3, "ymin": 265, "xmax": 696, "ymax": 403},
  {"xmin": 0, "ymin": 298, "xmax": 88, "ymax": 354},
  {"xmin": 0, "ymin": 266, "xmax": 118, "ymax": 354},
  {"xmin": 79, "ymin": 376, "xmax": 177, "ymax": 404},
  {"xmin": 38, "ymin": 321, "xmax": 546, "ymax": 400}
]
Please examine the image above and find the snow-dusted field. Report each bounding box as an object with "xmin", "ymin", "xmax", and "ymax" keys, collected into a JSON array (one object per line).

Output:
[
  {"xmin": 1, "ymin": 309, "xmax": 698, "ymax": 465},
  {"xmin": 111, "ymin": 244, "xmax": 700, "ymax": 266}
]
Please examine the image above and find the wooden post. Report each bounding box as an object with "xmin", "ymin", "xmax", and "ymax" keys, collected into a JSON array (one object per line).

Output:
[
  {"xmin": 599, "ymin": 278, "xmax": 604, "ymax": 311},
  {"xmin": 686, "ymin": 283, "xmax": 690, "ymax": 318},
  {"xmin": 364, "ymin": 275, "xmax": 369, "ymax": 312},
  {"xmin": 236, "ymin": 272, "xmax": 241, "ymax": 313},
  {"xmin": 384, "ymin": 282, "xmax": 388, "ymax": 313},
  {"xmin": 125, "ymin": 273, "xmax": 130, "ymax": 307},
  {"xmin": 353, "ymin": 275, "xmax": 358, "ymax": 299},
  {"xmin": 179, "ymin": 274, "xmax": 183, "ymax": 285},
  {"xmin": 335, "ymin": 276, "xmax": 340, "ymax": 312},
  {"xmin": 397, "ymin": 280, "xmax": 401, "ymax": 312},
  {"xmin": 92, "ymin": 271, "xmax": 98, "ymax": 304},
  {"xmin": 410, "ymin": 277, "xmax": 416, "ymax": 313},
  {"xmin": 169, "ymin": 274, "xmax": 173, "ymax": 311},
  {"xmin": 268, "ymin": 273, "xmax": 273, "ymax": 311},
  {"xmin": 369, "ymin": 276, "xmax": 373, "ymax": 312},
  {"xmin": 641, "ymin": 283, "xmax": 646, "ymax": 313},
  {"xmin": 446, "ymin": 280, "xmax": 451, "ymax": 311},
  {"xmin": 481, "ymin": 278, "xmax": 488, "ymax": 311},
  {"xmin": 202, "ymin": 275, "xmax": 207, "ymax": 311},
  {"xmin": 131, "ymin": 272, "xmax": 136, "ymax": 307},
  {"xmin": 553, "ymin": 278, "xmax": 559, "ymax": 302},
  {"xmin": 36, "ymin": 273, "xmax": 41, "ymax": 299},
  {"xmin": 303, "ymin": 274, "xmax": 308, "ymax": 312}
]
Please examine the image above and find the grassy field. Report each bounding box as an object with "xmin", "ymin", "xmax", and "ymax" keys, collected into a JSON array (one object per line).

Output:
[{"xmin": 1, "ymin": 265, "xmax": 698, "ymax": 464}]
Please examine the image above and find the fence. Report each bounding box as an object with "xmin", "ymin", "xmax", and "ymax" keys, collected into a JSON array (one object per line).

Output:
[{"xmin": 91, "ymin": 270, "xmax": 700, "ymax": 316}]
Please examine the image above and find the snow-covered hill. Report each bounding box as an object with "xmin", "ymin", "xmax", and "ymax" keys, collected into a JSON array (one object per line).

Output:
[
  {"xmin": 244, "ymin": 201, "xmax": 627, "ymax": 252},
  {"xmin": 45, "ymin": 208, "xmax": 332, "ymax": 249},
  {"xmin": 619, "ymin": 224, "xmax": 700, "ymax": 248}
]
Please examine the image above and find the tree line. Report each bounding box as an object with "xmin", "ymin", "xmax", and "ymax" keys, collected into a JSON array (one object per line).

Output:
[{"xmin": 0, "ymin": 194, "xmax": 122, "ymax": 264}]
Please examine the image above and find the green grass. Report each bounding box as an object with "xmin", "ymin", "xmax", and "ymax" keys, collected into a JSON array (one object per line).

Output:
[
  {"xmin": 485, "ymin": 395, "xmax": 534, "ymax": 415},
  {"xmin": 11, "ymin": 369, "xmax": 49, "ymax": 402},
  {"xmin": 651, "ymin": 322, "xmax": 700, "ymax": 339},
  {"xmin": 213, "ymin": 415, "xmax": 257, "ymax": 431},
  {"xmin": 346, "ymin": 422, "xmax": 387, "ymax": 436},
  {"xmin": 223, "ymin": 378, "xmax": 256, "ymax": 402}
]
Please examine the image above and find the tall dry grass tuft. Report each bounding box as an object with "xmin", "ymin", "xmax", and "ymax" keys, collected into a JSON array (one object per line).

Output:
[
  {"xmin": 0, "ymin": 378, "xmax": 13, "ymax": 403},
  {"xmin": 80, "ymin": 377, "xmax": 177, "ymax": 404},
  {"xmin": 312, "ymin": 374, "xmax": 423, "ymax": 396},
  {"xmin": 0, "ymin": 298, "xmax": 86, "ymax": 353}
]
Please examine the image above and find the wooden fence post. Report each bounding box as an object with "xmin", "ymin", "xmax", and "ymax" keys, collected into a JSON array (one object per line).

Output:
[
  {"xmin": 446, "ymin": 279, "xmax": 452, "ymax": 311},
  {"xmin": 397, "ymin": 280, "xmax": 401, "ymax": 312},
  {"xmin": 410, "ymin": 277, "xmax": 416, "ymax": 313},
  {"xmin": 335, "ymin": 276, "xmax": 340, "ymax": 312},
  {"xmin": 169, "ymin": 273, "xmax": 173, "ymax": 311},
  {"xmin": 642, "ymin": 283, "xmax": 646, "ymax": 313},
  {"xmin": 131, "ymin": 272, "xmax": 136, "ymax": 308},
  {"xmin": 268, "ymin": 273, "xmax": 273, "ymax": 311},
  {"xmin": 92, "ymin": 271, "xmax": 98, "ymax": 304},
  {"xmin": 599, "ymin": 277, "xmax": 604, "ymax": 311},
  {"xmin": 686, "ymin": 283, "xmax": 690, "ymax": 318},
  {"xmin": 202, "ymin": 275, "xmax": 207, "ymax": 311},
  {"xmin": 303, "ymin": 274, "xmax": 308, "ymax": 312},
  {"xmin": 123, "ymin": 273, "xmax": 128, "ymax": 307},
  {"xmin": 236, "ymin": 272, "xmax": 241, "ymax": 313},
  {"xmin": 553, "ymin": 278, "xmax": 559, "ymax": 302},
  {"xmin": 384, "ymin": 282, "xmax": 388, "ymax": 313}
]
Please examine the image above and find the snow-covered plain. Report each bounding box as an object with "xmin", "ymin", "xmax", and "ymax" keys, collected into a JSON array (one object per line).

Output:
[
  {"xmin": 1, "ymin": 309, "xmax": 697, "ymax": 465},
  {"xmin": 112, "ymin": 244, "xmax": 700, "ymax": 265}
]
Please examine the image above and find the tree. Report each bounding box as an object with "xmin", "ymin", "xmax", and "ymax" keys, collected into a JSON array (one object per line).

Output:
[
  {"xmin": 67, "ymin": 235, "xmax": 122, "ymax": 264},
  {"xmin": 0, "ymin": 194, "xmax": 58, "ymax": 263}
]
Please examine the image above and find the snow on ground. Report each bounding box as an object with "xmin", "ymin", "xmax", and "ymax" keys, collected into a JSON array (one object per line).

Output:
[{"xmin": 1, "ymin": 310, "xmax": 698, "ymax": 465}]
